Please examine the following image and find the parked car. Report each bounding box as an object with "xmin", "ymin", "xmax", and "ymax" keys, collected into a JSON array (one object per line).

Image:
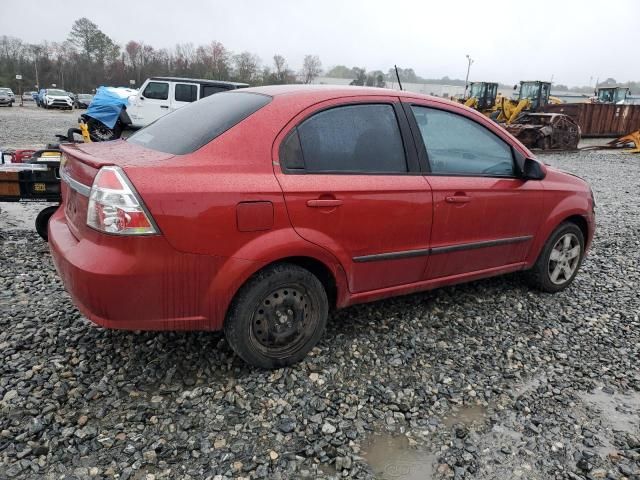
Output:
[
  {"xmin": 66, "ymin": 92, "xmax": 78, "ymax": 105},
  {"xmin": 40, "ymin": 89, "xmax": 73, "ymax": 110},
  {"xmin": 0, "ymin": 88, "xmax": 15, "ymax": 105},
  {"xmin": 74, "ymin": 93, "xmax": 94, "ymax": 109},
  {"xmin": 81, "ymin": 87, "xmax": 137, "ymax": 141},
  {"xmin": 126, "ymin": 77, "xmax": 248, "ymax": 128},
  {"xmin": 22, "ymin": 91, "xmax": 36, "ymax": 101},
  {"xmin": 0, "ymin": 89, "xmax": 12, "ymax": 107},
  {"xmin": 50, "ymin": 86, "xmax": 595, "ymax": 369}
]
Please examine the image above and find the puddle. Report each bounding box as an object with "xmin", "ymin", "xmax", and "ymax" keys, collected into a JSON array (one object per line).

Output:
[
  {"xmin": 0, "ymin": 202, "xmax": 45, "ymax": 231},
  {"xmin": 581, "ymin": 388, "xmax": 640, "ymax": 457},
  {"xmin": 442, "ymin": 404, "xmax": 488, "ymax": 428},
  {"xmin": 582, "ymin": 389, "xmax": 640, "ymax": 434},
  {"xmin": 362, "ymin": 433, "xmax": 437, "ymax": 480}
]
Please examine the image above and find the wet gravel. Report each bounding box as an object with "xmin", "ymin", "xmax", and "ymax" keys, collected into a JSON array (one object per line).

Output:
[
  {"xmin": 0, "ymin": 104, "xmax": 79, "ymax": 150},
  {"xmin": 1, "ymin": 113, "xmax": 640, "ymax": 479}
]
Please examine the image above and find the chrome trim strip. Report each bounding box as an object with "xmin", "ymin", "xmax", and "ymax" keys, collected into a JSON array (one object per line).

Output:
[
  {"xmin": 60, "ymin": 167, "xmax": 91, "ymax": 197},
  {"xmin": 352, "ymin": 236, "xmax": 533, "ymax": 263}
]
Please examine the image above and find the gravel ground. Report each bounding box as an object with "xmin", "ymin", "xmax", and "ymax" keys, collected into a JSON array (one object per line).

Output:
[
  {"xmin": 0, "ymin": 103, "xmax": 80, "ymax": 150},
  {"xmin": 1, "ymin": 110, "xmax": 640, "ymax": 479}
]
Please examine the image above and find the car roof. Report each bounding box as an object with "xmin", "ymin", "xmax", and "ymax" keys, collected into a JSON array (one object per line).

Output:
[
  {"xmin": 238, "ymin": 84, "xmax": 440, "ymax": 103},
  {"xmin": 149, "ymin": 77, "xmax": 249, "ymax": 88}
]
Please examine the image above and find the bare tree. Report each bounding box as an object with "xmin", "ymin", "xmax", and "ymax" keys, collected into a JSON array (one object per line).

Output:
[
  {"xmin": 300, "ymin": 54, "xmax": 322, "ymax": 84},
  {"xmin": 210, "ymin": 41, "xmax": 231, "ymax": 80},
  {"xmin": 233, "ymin": 51, "xmax": 260, "ymax": 83}
]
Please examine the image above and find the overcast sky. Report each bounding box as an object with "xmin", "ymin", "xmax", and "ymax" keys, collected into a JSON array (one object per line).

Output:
[{"xmin": 4, "ymin": 0, "xmax": 639, "ymax": 87}]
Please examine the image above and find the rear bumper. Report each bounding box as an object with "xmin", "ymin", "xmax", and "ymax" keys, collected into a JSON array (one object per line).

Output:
[{"xmin": 48, "ymin": 208, "xmax": 232, "ymax": 331}]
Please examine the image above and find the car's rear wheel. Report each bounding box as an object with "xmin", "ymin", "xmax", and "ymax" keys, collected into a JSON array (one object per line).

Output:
[
  {"xmin": 224, "ymin": 263, "xmax": 328, "ymax": 369},
  {"xmin": 526, "ymin": 222, "xmax": 584, "ymax": 292},
  {"xmin": 35, "ymin": 205, "xmax": 59, "ymax": 241}
]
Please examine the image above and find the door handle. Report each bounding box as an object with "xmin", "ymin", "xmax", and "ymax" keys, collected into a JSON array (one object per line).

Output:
[
  {"xmin": 160, "ymin": 106, "xmax": 169, "ymax": 109},
  {"xmin": 306, "ymin": 199, "xmax": 343, "ymax": 208},
  {"xmin": 445, "ymin": 195, "xmax": 471, "ymax": 204}
]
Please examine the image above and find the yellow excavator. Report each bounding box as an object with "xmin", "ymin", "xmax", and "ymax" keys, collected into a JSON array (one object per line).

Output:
[{"xmin": 463, "ymin": 81, "xmax": 580, "ymax": 150}]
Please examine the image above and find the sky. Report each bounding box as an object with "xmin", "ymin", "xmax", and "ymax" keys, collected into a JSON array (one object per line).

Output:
[{"xmin": 3, "ymin": 0, "xmax": 639, "ymax": 87}]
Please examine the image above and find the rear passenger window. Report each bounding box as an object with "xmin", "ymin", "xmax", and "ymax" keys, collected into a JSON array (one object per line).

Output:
[
  {"xmin": 201, "ymin": 85, "xmax": 229, "ymax": 98},
  {"xmin": 175, "ymin": 84, "xmax": 198, "ymax": 102},
  {"xmin": 411, "ymin": 106, "xmax": 514, "ymax": 176},
  {"xmin": 142, "ymin": 82, "xmax": 169, "ymax": 100},
  {"xmin": 292, "ymin": 104, "xmax": 407, "ymax": 173}
]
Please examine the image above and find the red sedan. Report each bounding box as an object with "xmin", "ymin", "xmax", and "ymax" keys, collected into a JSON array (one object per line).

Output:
[{"xmin": 50, "ymin": 85, "xmax": 595, "ymax": 368}]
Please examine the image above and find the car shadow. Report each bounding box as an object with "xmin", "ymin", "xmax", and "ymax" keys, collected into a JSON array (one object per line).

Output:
[{"xmin": 77, "ymin": 271, "xmax": 530, "ymax": 398}]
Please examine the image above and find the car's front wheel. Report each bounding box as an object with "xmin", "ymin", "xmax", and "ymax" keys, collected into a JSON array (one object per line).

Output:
[
  {"xmin": 224, "ymin": 263, "xmax": 328, "ymax": 369},
  {"xmin": 526, "ymin": 222, "xmax": 585, "ymax": 292}
]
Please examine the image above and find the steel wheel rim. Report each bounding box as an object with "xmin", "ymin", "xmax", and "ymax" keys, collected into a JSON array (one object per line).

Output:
[
  {"xmin": 249, "ymin": 285, "xmax": 313, "ymax": 358},
  {"xmin": 92, "ymin": 123, "xmax": 114, "ymax": 141},
  {"xmin": 548, "ymin": 233, "xmax": 581, "ymax": 285}
]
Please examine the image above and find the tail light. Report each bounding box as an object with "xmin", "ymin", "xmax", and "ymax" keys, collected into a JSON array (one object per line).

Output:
[{"xmin": 87, "ymin": 166, "xmax": 158, "ymax": 235}]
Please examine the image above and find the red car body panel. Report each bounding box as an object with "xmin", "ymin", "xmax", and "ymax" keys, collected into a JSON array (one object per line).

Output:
[{"xmin": 50, "ymin": 86, "xmax": 595, "ymax": 332}]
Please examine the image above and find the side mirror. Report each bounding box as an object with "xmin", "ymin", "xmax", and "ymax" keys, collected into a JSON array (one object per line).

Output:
[
  {"xmin": 513, "ymin": 84, "xmax": 518, "ymax": 90},
  {"xmin": 522, "ymin": 157, "xmax": 545, "ymax": 180}
]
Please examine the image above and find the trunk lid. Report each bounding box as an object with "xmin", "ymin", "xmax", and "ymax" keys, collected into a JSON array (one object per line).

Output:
[{"xmin": 59, "ymin": 140, "xmax": 174, "ymax": 239}]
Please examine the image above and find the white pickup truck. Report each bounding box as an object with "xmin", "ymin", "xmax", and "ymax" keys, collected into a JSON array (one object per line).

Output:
[{"xmin": 126, "ymin": 77, "xmax": 249, "ymax": 128}]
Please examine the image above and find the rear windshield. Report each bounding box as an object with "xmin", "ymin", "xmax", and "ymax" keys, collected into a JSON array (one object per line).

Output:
[{"xmin": 127, "ymin": 91, "xmax": 271, "ymax": 155}]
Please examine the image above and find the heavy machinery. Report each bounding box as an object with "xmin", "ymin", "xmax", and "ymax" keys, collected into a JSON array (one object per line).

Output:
[
  {"xmin": 594, "ymin": 86, "xmax": 630, "ymax": 104},
  {"xmin": 464, "ymin": 82, "xmax": 499, "ymax": 113},
  {"xmin": 463, "ymin": 80, "xmax": 581, "ymax": 150},
  {"xmin": 500, "ymin": 81, "xmax": 580, "ymax": 150}
]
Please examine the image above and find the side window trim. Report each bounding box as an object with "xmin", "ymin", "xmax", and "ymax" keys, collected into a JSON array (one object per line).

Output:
[
  {"xmin": 403, "ymin": 102, "xmax": 518, "ymax": 179},
  {"xmin": 401, "ymin": 102, "xmax": 431, "ymax": 173},
  {"xmin": 279, "ymin": 101, "xmax": 421, "ymax": 175}
]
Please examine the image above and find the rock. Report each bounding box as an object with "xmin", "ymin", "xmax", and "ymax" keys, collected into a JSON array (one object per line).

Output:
[
  {"xmin": 278, "ymin": 418, "xmax": 296, "ymax": 433},
  {"xmin": 321, "ymin": 423, "xmax": 336, "ymax": 434}
]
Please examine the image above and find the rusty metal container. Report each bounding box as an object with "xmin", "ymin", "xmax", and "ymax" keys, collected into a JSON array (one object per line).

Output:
[{"xmin": 543, "ymin": 103, "xmax": 640, "ymax": 137}]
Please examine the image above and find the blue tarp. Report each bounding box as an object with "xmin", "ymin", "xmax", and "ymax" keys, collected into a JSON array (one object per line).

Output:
[{"xmin": 86, "ymin": 87, "xmax": 137, "ymax": 129}]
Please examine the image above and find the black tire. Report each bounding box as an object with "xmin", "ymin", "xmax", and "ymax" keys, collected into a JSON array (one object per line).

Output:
[
  {"xmin": 526, "ymin": 222, "xmax": 585, "ymax": 293},
  {"xmin": 87, "ymin": 117, "xmax": 122, "ymax": 141},
  {"xmin": 35, "ymin": 206, "xmax": 59, "ymax": 241},
  {"xmin": 224, "ymin": 263, "xmax": 328, "ymax": 369}
]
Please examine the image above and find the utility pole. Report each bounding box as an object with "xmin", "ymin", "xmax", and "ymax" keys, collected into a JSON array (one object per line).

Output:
[
  {"xmin": 33, "ymin": 47, "xmax": 40, "ymax": 90},
  {"xmin": 16, "ymin": 74, "xmax": 23, "ymax": 107},
  {"xmin": 464, "ymin": 54, "xmax": 474, "ymax": 98}
]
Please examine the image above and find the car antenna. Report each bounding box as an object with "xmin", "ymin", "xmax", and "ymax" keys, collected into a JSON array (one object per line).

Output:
[{"xmin": 394, "ymin": 65, "xmax": 403, "ymax": 91}]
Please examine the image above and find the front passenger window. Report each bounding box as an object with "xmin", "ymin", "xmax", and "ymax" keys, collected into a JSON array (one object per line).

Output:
[
  {"xmin": 411, "ymin": 106, "xmax": 515, "ymax": 176},
  {"xmin": 142, "ymin": 82, "xmax": 169, "ymax": 100}
]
